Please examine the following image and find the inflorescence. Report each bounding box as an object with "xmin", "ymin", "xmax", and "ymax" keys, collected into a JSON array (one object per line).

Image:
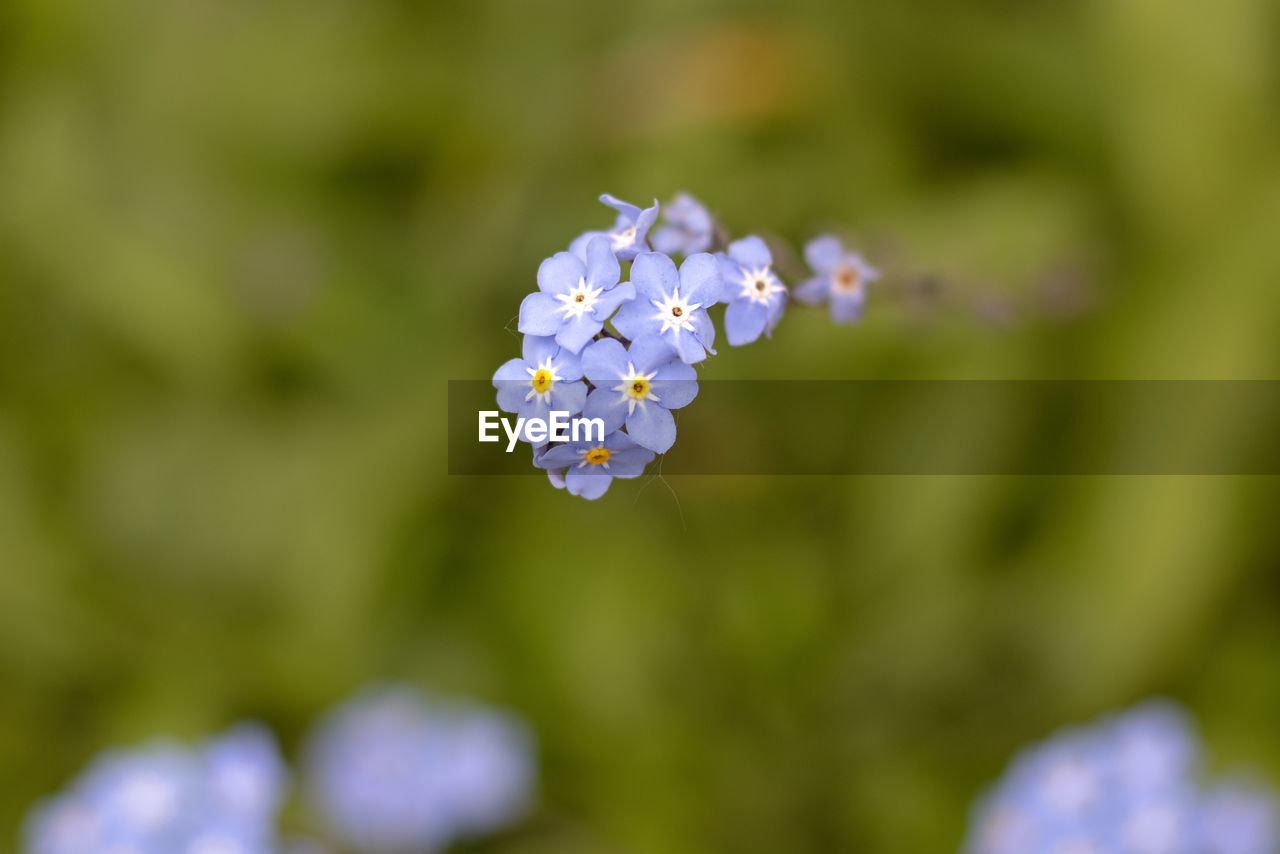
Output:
[
  {"xmin": 22, "ymin": 685, "xmax": 536, "ymax": 854},
  {"xmin": 493, "ymin": 192, "xmax": 879, "ymax": 499},
  {"xmin": 963, "ymin": 700, "xmax": 1280, "ymax": 854}
]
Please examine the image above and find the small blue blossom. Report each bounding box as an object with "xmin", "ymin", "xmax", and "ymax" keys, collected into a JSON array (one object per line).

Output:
[
  {"xmin": 717, "ymin": 236, "xmax": 787, "ymax": 346},
  {"xmin": 22, "ymin": 725, "xmax": 288, "ymax": 854},
  {"xmin": 651, "ymin": 192, "xmax": 714, "ymax": 256},
  {"xmin": 533, "ymin": 429, "xmax": 655, "ymax": 499},
  {"xmin": 518, "ymin": 235, "xmax": 635, "ymax": 353},
  {"xmin": 493, "ymin": 335, "xmax": 587, "ymax": 434},
  {"xmin": 612, "ymin": 251, "xmax": 722, "ymax": 364},
  {"xmin": 569, "ymin": 193, "xmax": 660, "ymax": 262},
  {"xmin": 580, "ymin": 335, "xmax": 697, "ymax": 454},
  {"xmin": 303, "ymin": 685, "xmax": 536, "ymax": 854},
  {"xmin": 1199, "ymin": 778, "xmax": 1280, "ymax": 854},
  {"xmin": 793, "ymin": 234, "xmax": 880, "ymax": 323}
]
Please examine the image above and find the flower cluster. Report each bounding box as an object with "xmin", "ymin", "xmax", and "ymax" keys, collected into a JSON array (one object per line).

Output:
[
  {"xmin": 963, "ymin": 700, "xmax": 1280, "ymax": 854},
  {"xmin": 22, "ymin": 685, "xmax": 536, "ymax": 854},
  {"xmin": 493, "ymin": 192, "xmax": 878, "ymax": 499}
]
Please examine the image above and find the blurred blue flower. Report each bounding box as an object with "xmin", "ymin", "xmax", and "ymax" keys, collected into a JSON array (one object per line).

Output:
[
  {"xmin": 518, "ymin": 235, "xmax": 635, "ymax": 354},
  {"xmin": 303, "ymin": 685, "xmax": 536, "ymax": 854},
  {"xmin": 493, "ymin": 335, "xmax": 587, "ymax": 431},
  {"xmin": 23, "ymin": 724, "xmax": 287, "ymax": 854},
  {"xmin": 569, "ymin": 193, "xmax": 660, "ymax": 261},
  {"xmin": 793, "ymin": 234, "xmax": 879, "ymax": 323},
  {"xmin": 612, "ymin": 251, "xmax": 721, "ymax": 364},
  {"xmin": 717, "ymin": 236, "xmax": 787, "ymax": 346},
  {"xmin": 651, "ymin": 192, "xmax": 714, "ymax": 256},
  {"xmin": 580, "ymin": 335, "xmax": 698, "ymax": 454},
  {"xmin": 534, "ymin": 429, "xmax": 655, "ymax": 499},
  {"xmin": 963, "ymin": 700, "xmax": 1279, "ymax": 854}
]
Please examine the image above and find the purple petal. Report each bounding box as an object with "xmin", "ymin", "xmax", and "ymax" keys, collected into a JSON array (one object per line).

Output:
[
  {"xmin": 829, "ymin": 292, "xmax": 865, "ymax": 324},
  {"xmin": 626, "ymin": 404, "xmax": 677, "ymax": 453},
  {"xmin": 724, "ymin": 298, "xmax": 769, "ymax": 346},
  {"xmin": 518, "ymin": 293, "xmax": 562, "ymax": 336},
  {"xmin": 728, "ymin": 235, "xmax": 772, "ymax": 269},
  {"xmin": 804, "ymin": 234, "xmax": 845, "ymax": 274},
  {"xmin": 793, "ymin": 275, "xmax": 831, "ymax": 304}
]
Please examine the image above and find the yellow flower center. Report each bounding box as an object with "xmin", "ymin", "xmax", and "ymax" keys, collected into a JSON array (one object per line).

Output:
[
  {"xmin": 584, "ymin": 447, "xmax": 611, "ymax": 466},
  {"xmin": 627, "ymin": 378, "xmax": 650, "ymax": 399},
  {"xmin": 530, "ymin": 368, "xmax": 552, "ymax": 393}
]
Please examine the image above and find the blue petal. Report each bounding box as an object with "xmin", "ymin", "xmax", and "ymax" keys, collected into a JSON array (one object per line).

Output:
[
  {"xmin": 627, "ymin": 334, "xmax": 677, "ymax": 375},
  {"xmin": 555, "ymin": 313, "xmax": 602, "ymax": 354},
  {"xmin": 565, "ymin": 468, "xmax": 612, "ymax": 499},
  {"xmin": 651, "ymin": 360, "xmax": 697, "ymax": 410},
  {"xmin": 717, "ymin": 254, "xmax": 746, "ymax": 303},
  {"xmin": 630, "ymin": 252, "xmax": 679, "ymax": 303},
  {"xmin": 537, "ymin": 444, "xmax": 580, "ymax": 469},
  {"xmin": 650, "ymin": 225, "xmax": 685, "ymax": 255},
  {"xmin": 604, "ymin": 430, "xmax": 641, "ymax": 452},
  {"xmin": 583, "ymin": 235, "xmax": 621, "ymax": 290},
  {"xmin": 804, "ymin": 234, "xmax": 844, "ymax": 274},
  {"xmin": 830, "ymin": 292, "xmax": 865, "ymax": 323},
  {"xmin": 672, "ymin": 327, "xmax": 710, "ymax": 363},
  {"xmin": 546, "ymin": 468, "xmax": 567, "ymax": 489},
  {"xmin": 633, "ymin": 199, "xmax": 660, "ymax": 241},
  {"xmin": 724, "ymin": 298, "xmax": 769, "ymax": 346},
  {"xmin": 493, "ymin": 358, "xmax": 530, "ymax": 412},
  {"xmin": 522, "ymin": 334, "xmax": 559, "ymax": 365},
  {"xmin": 581, "ymin": 338, "xmax": 628, "ymax": 385},
  {"xmin": 582, "ymin": 386, "xmax": 627, "ymax": 434},
  {"xmin": 550, "ymin": 380, "xmax": 587, "ymax": 415},
  {"xmin": 606, "ymin": 447, "xmax": 652, "ymax": 478},
  {"xmin": 610, "ymin": 298, "xmax": 658, "ymax": 342},
  {"xmin": 626, "ymin": 403, "xmax": 677, "ymax": 453},
  {"xmin": 550, "ymin": 345, "xmax": 582, "ymax": 380},
  {"xmin": 728, "ymin": 235, "xmax": 772, "ymax": 268},
  {"xmin": 599, "ymin": 193, "xmax": 641, "ymax": 222},
  {"xmin": 690, "ymin": 309, "xmax": 716, "ymax": 355},
  {"xmin": 590, "ymin": 281, "xmax": 635, "ymax": 321},
  {"xmin": 537, "ymin": 251, "xmax": 585, "ymax": 295},
  {"xmin": 569, "ymin": 230, "xmax": 608, "ymax": 261},
  {"xmin": 679, "ymin": 252, "xmax": 724, "ymax": 306},
  {"xmin": 492, "ymin": 358, "xmax": 528, "ymax": 385},
  {"xmin": 793, "ymin": 275, "xmax": 830, "ymax": 304},
  {"xmin": 518, "ymin": 292, "xmax": 562, "ymax": 336}
]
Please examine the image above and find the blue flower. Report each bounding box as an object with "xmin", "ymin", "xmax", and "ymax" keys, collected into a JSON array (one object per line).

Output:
[
  {"xmin": 793, "ymin": 234, "xmax": 879, "ymax": 323},
  {"xmin": 611, "ymin": 251, "xmax": 721, "ymax": 364},
  {"xmin": 651, "ymin": 192, "xmax": 713, "ymax": 256},
  {"xmin": 493, "ymin": 335, "xmax": 587, "ymax": 431},
  {"xmin": 303, "ymin": 685, "xmax": 536, "ymax": 854},
  {"xmin": 533, "ymin": 429, "xmax": 655, "ymax": 499},
  {"xmin": 717, "ymin": 236, "xmax": 787, "ymax": 346},
  {"xmin": 580, "ymin": 335, "xmax": 697, "ymax": 454},
  {"xmin": 518, "ymin": 235, "xmax": 635, "ymax": 353},
  {"xmin": 568, "ymin": 193, "xmax": 660, "ymax": 262},
  {"xmin": 1199, "ymin": 778, "xmax": 1280, "ymax": 854}
]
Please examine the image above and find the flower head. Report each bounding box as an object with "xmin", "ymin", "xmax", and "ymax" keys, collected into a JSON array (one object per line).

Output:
[
  {"xmin": 794, "ymin": 234, "xmax": 879, "ymax": 323},
  {"xmin": 580, "ymin": 334, "xmax": 698, "ymax": 453},
  {"xmin": 492, "ymin": 335, "xmax": 587, "ymax": 434},
  {"xmin": 518, "ymin": 235, "xmax": 635, "ymax": 353},
  {"xmin": 651, "ymin": 192, "xmax": 714, "ymax": 256},
  {"xmin": 569, "ymin": 193, "xmax": 660, "ymax": 262},
  {"xmin": 612, "ymin": 251, "xmax": 722, "ymax": 364},
  {"xmin": 1199, "ymin": 778, "xmax": 1280, "ymax": 854},
  {"xmin": 533, "ymin": 429, "xmax": 655, "ymax": 499},
  {"xmin": 302, "ymin": 685, "xmax": 536, "ymax": 854},
  {"xmin": 717, "ymin": 236, "xmax": 787, "ymax": 345}
]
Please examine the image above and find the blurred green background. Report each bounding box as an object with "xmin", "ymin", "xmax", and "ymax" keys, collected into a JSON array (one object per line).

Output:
[{"xmin": 3, "ymin": 0, "xmax": 1280, "ymax": 851}]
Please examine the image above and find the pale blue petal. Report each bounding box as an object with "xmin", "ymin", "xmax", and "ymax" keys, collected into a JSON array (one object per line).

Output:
[
  {"xmin": 672, "ymin": 328, "xmax": 710, "ymax": 363},
  {"xmin": 650, "ymin": 361, "xmax": 697, "ymax": 410},
  {"xmin": 626, "ymin": 404, "xmax": 677, "ymax": 453},
  {"xmin": 830, "ymin": 292, "xmax": 865, "ymax": 323},
  {"xmin": 590, "ymin": 281, "xmax": 635, "ymax": 321},
  {"xmin": 537, "ymin": 251, "xmax": 585, "ymax": 295},
  {"xmin": 793, "ymin": 275, "xmax": 830, "ymax": 304},
  {"xmin": 728, "ymin": 235, "xmax": 772, "ymax": 268},
  {"xmin": 550, "ymin": 346, "xmax": 582, "ymax": 380},
  {"xmin": 606, "ymin": 447, "xmax": 652, "ymax": 478},
  {"xmin": 549, "ymin": 380, "xmax": 587, "ymax": 415},
  {"xmin": 724, "ymin": 298, "xmax": 768, "ymax": 346},
  {"xmin": 633, "ymin": 199, "xmax": 660, "ymax": 241},
  {"xmin": 546, "ymin": 469, "xmax": 567, "ymax": 489},
  {"xmin": 804, "ymin": 234, "xmax": 845, "ymax": 274},
  {"xmin": 679, "ymin": 252, "xmax": 724, "ymax": 306},
  {"xmin": 537, "ymin": 444, "xmax": 580, "ymax": 469},
  {"xmin": 650, "ymin": 225, "xmax": 685, "ymax": 255},
  {"xmin": 604, "ymin": 430, "xmax": 641, "ymax": 452},
  {"xmin": 583, "ymin": 235, "xmax": 621, "ymax": 290},
  {"xmin": 517, "ymin": 293, "xmax": 561, "ymax": 336},
  {"xmin": 492, "ymin": 358, "xmax": 528, "ymax": 385},
  {"xmin": 582, "ymin": 386, "xmax": 627, "ymax": 434},
  {"xmin": 611, "ymin": 297, "xmax": 658, "ymax": 341},
  {"xmin": 565, "ymin": 469, "xmax": 612, "ymax": 499},
  {"xmin": 521, "ymin": 334, "xmax": 559, "ymax": 366},
  {"xmin": 630, "ymin": 252, "xmax": 679, "ymax": 302},
  {"xmin": 581, "ymin": 338, "xmax": 628, "ymax": 385},
  {"xmin": 599, "ymin": 193, "xmax": 641, "ymax": 221},
  {"xmin": 627, "ymin": 334, "xmax": 677, "ymax": 375},
  {"xmin": 554, "ymin": 314, "xmax": 601, "ymax": 354},
  {"xmin": 716, "ymin": 254, "xmax": 745, "ymax": 303},
  {"xmin": 690, "ymin": 309, "xmax": 716, "ymax": 354},
  {"xmin": 569, "ymin": 230, "xmax": 608, "ymax": 261}
]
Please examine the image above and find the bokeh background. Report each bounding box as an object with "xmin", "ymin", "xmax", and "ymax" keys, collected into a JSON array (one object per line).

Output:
[{"xmin": 3, "ymin": 0, "xmax": 1280, "ymax": 851}]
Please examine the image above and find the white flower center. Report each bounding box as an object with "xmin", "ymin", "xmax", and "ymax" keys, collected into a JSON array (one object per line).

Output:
[
  {"xmin": 650, "ymin": 286, "xmax": 701, "ymax": 338},
  {"xmin": 737, "ymin": 265, "xmax": 785, "ymax": 305},
  {"xmin": 611, "ymin": 225, "xmax": 638, "ymax": 250},
  {"xmin": 555, "ymin": 276, "xmax": 604, "ymax": 320},
  {"xmin": 524, "ymin": 356, "xmax": 560, "ymax": 405},
  {"xmin": 612, "ymin": 361, "xmax": 660, "ymax": 415}
]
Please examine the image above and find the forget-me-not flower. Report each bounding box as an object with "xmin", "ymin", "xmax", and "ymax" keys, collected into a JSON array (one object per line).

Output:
[
  {"xmin": 533, "ymin": 429, "xmax": 655, "ymax": 500},
  {"xmin": 303, "ymin": 685, "xmax": 536, "ymax": 854},
  {"xmin": 793, "ymin": 234, "xmax": 880, "ymax": 323},
  {"xmin": 611, "ymin": 251, "xmax": 721, "ymax": 364},
  {"xmin": 1199, "ymin": 778, "xmax": 1280, "ymax": 854},
  {"xmin": 518, "ymin": 235, "xmax": 635, "ymax": 354},
  {"xmin": 569, "ymin": 194, "xmax": 660, "ymax": 262},
  {"xmin": 651, "ymin": 192, "xmax": 714, "ymax": 256},
  {"xmin": 493, "ymin": 335, "xmax": 587, "ymax": 430},
  {"xmin": 717, "ymin": 236, "xmax": 787, "ymax": 346},
  {"xmin": 580, "ymin": 335, "xmax": 697, "ymax": 454}
]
